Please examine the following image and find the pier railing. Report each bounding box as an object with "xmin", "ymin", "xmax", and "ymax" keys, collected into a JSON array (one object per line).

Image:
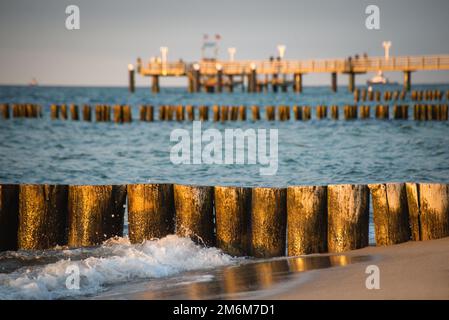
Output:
[{"xmin": 139, "ymin": 55, "xmax": 449, "ymax": 76}]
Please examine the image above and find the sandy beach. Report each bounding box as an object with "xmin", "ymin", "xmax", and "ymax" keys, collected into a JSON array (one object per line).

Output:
[{"xmin": 265, "ymin": 237, "xmax": 449, "ymax": 300}]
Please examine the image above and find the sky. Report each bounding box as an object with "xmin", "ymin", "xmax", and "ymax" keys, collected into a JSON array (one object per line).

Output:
[{"xmin": 0, "ymin": 0, "xmax": 448, "ymax": 87}]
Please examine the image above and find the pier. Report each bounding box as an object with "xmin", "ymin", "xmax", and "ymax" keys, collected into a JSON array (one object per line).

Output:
[{"xmin": 133, "ymin": 55, "xmax": 449, "ymax": 93}]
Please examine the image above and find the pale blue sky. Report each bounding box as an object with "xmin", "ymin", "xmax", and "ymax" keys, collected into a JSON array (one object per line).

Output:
[{"xmin": 0, "ymin": 0, "xmax": 448, "ymax": 86}]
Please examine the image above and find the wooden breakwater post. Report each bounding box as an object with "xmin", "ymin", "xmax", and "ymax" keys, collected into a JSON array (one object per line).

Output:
[
  {"xmin": 316, "ymin": 105, "xmax": 327, "ymax": 120},
  {"xmin": 251, "ymin": 187, "xmax": 287, "ymax": 257},
  {"xmin": 127, "ymin": 184, "xmax": 175, "ymax": 243},
  {"xmin": 1, "ymin": 104, "xmax": 10, "ymax": 119},
  {"xmin": 212, "ymin": 105, "xmax": 220, "ymax": 122},
  {"xmin": 302, "ymin": 106, "xmax": 311, "ymax": 120},
  {"xmin": 176, "ymin": 105, "xmax": 185, "ymax": 121},
  {"xmin": 327, "ymin": 184, "xmax": 369, "ymax": 252},
  {"xmin": 174, "ymin": 185, "xmax": 215, "ymax": 246},
  {"xmin": 214, "ymin": 186, "xmax": 251, "ymax": 256},
  {"xmin": 406, "ymin": 183, "xmax": 449, "ymax": 241},
  {"xmin": 83, "ymin": 105, "xmax": 91, "ymax": 121},
  {"xmin": 60, "ymin": 104, "xmax": 68, "ymax": 120},
  {"xmin": 186, "ymin": 105, "xmax": 194, "ymax": 121},
  {"xmin": 287, "ymin": 186, "xmax": 327, "ymax": 255},
  {"xmin": 50, "ymin": 104, "xmax": 59, "ymax": 120},
  {"xmin": 331, "ymin": 105, "xmax": 339, "ymax": 120},
  {"xmin": 251, "ymin": 105, "xmax": 260, "ymax": 121},
  {"xmin": 220, "ymin": 105, "xmax": 229, "ymax": 122},
  {"xmin": 278, "ymin": 105, "xmax": 290, "ymax": 121},
  {"xmin": 139, "ymin": 105, "xmax": 147, "ymax": 121},
  {"xmin": 368, "ymin": 183, "xmax": 410, "ymax": 246},
  {"xmin": 266, "ymin": 106, "xmax": 275, "ymax": 121},
  {"xmin": 68, "ymin": 185, "xmax": 126, "ymax": 247},
  {"xmin": 18, "ymin": 184, "xmax": 68, "ymax": 250},
  {"xmin": 122, "ymin": 105, "xmax": 132, "ymax": 122},
  {"xmin": 0, "ymin": 185, "xmax": 19, "ymax": 251},
  {"xmin": 146, "ymin": 105, "xmax": 154, "ymax": 121},
  {"xmin": 199, "ymin": 105, "xmax": 209, "ymax": 121},
  {"xmin": 343, "ymin": 105, "xmax": 357, "ymax": 120},
  {"xmin": 70, "ymin": 104, "xmax": 79, "ymax": 120},
  {"xmin": 230, "ymin": 106, "xmax": 239, "ymax": 121},
  {"xmin": 359, "ymin": 105, "xmax": 370, "ymax": 119},
  {"xmin": 393, "ymin": 105, "xmax": 408, "ymax": 119},
  {"xmin": 293, "ymin": 105, "xmax": 301, "ymax": 120},
  {"xmin": 158, "ymin": 105, "xmax": 166, "ymax": 121},
  {"xmin": 238, "ymin": 105, "xmax": 246, "ymax": 121},
  {"xmin": 375, "ymin": 105, "xmax": 389, "ymax": 119}
]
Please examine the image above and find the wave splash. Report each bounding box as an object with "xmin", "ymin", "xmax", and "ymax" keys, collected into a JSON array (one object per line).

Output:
[{"xmin": 0, "ymin": 235, "xmax": 234, "ymax": 300}]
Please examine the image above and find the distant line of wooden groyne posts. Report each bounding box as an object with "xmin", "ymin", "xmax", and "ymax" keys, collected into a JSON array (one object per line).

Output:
[
  {"xmin": 1, "ymin": 103, "xmax": 448, "ymax": 122},
  {"xmin": 0, "ymin": 183, "xmax": 448, "ymax": 256}
]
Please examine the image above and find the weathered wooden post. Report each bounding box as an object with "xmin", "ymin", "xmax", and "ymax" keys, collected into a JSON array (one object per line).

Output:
[
  {"xmin": 70, "ymin": 104, "xmax": 79, "ymax": 120},
  {"xmin": 60, "ymin": 104, "xmax": 68, "ymax": 120},
  {"xmin": 266, "ymin": 106, "xmax": 275, "ymax": 121},
  {"xmin": 83, "ymin": 105, "xmax": 91, "ymax": 121},
  {"xmin": 176, "ymin": 105, "xmax": 184, "ymax": 121},
  {"xmin": 139, "ymin": 105, "xmax": 147, "ymax": 121},
  {"xmin": 214, "ymin": 186, "xmax": 251, "ymax": 256},
  {"xmin": 123, "ymin": 105, "xmax": 132, "ymax": 123},
  {"xmin": 348, "ymin": 72, "xmax": 355, "ymax": 92},
  {"xmin": 230, "ymin": 106, "xmax": 239, "ymax": 121},
  {"xmin": 294, "ymin": 73, "xmax": 302, "ymax": 93},
  {"xmin": 113, "ymin": 105, "xmax": 123, "ymax": 123},
  {"xmin": 213, "ymin": 105, "xmax": 220, "ymax": 122},
  {"xmin": 316, "ymin": 105, "xmax": 327, "ymax": 120},
  {"xmin": 353, "ymin": 89, "xmax": 360, "ymax": 103},
  {"xmin": 174, "ymin": 185, "xmax": 215, "ymax": 246},
  {"xmin": 331, "ymin": 105, "xmax": 339, "ymax": 120},
  {"xmin": 251, "ymin": 187, "xmax": 287, "ymax": 257},
  {"xmin": 287, "ymin": 186, "xmax": 327, "ymax": 255},
  {"xmin": 331, "ymin": 72, "xmax": 337, "ymax": 92},
  {"xmin": 251, "ymin": 105, "xmax": 260, "ymax": 121},
  {"xmin": 238, "ymin": 105, "xmax": 246, "ymax": 121},
  {"xmin": 302, "ymin": 106, "xmax": 311, "ymax": 120},
  {"xmin": 50, "ymin": 104, "xmax": 59, "ymax": 120},
  {"xmin": 68, "ymin": 185, "xmax": 126, "ymax": 247},
  {"xmin": 292, "ymin": 105, "xmax": 301, "ymax": 120},
  {"xmin": 220, "ymin": 105, "xmax": 229, "ymax": 122},
  {"xmin": 18, "ymin": 184, "xmax": 68, "ymax": 250},
  {"xmin": 146, "ymin": 105, "xmax": 154, "ymax": 121},
  {"xmin": 199, "ymin": 105, "xmax": 209, "ymax": 121},
  {"xmin": 128, "ymin": 64, "xmax": 135, "ymax": 93},
  {"xmin": 0, "ymin": 184, "xmax": 19, "ymax": 251},
  {"xmin": 127, "ymin": 184, "xmax": 175, "ymax": 243},
  {"xmin": 360, "ymin": 105, "xmax": 371, "ymax": 119},
  {"xmin": 95, "ymin": 105, "xmax": 102, "ymax": 122},
  {"xmin": 368, "ymin": 183, "xmax": 411, "ymax": 246},
  {"xmin": 186, "ymin": 105, "xmax": 194, "ymax": 121},
  {"xmin": 327, "ymin": 184, "xmax": 369, "ymax": 252},
  {"xmin": 404, "ymin": 71, "xmax": 412, "ymax": 91},
  {"xmin": 406, "ymin": 183, "xmax": 449, "ymax": 241},
  {"xmin": 151, "ymin": 75, "xmax": 160, "ymax": 93},
  {"xmin": 1, "ymin": 104, "xmax": 10, "ymax": 119}
]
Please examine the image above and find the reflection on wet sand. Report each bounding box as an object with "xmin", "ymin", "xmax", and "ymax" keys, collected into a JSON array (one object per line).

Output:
[{"xmin": 97, "ymin": 254, "xmax": 370, "ymax": 300}]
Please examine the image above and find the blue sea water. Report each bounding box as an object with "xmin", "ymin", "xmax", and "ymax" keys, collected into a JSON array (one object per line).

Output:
[{"xmin": 0, "ymin": 84, "xmax": 448, "ymax": 186}]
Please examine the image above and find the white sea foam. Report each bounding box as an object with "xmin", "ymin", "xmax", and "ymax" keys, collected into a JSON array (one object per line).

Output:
[{"xmin": 0, "ymin": 235, "xmax": 234, "ymax": 300}]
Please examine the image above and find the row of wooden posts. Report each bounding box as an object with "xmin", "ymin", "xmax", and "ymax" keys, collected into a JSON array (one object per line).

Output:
[
  {"xmin": 0, "ymin": 103, "xmax": 42, "ymax": 119},
  {"xmin": 2, "ymin": 103, "xmax": 448, "ymax": 122},
  {"xmin": 0, "ymin": 182, "xmax": 448, "ymax": 257},
  {"xmin": 353, "ymin": 89, "xmax": 449, "ymax": 103}
]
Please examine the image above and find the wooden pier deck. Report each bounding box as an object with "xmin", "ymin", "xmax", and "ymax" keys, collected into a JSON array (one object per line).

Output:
[{"xmin": 132, "ymin": 54, "xmax": 449, "ymax": 93}]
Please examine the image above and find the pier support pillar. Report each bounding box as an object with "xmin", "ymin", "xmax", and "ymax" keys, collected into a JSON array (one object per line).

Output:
[
  {"xmin": 348, "ymin": 72, "xmax": 355, "ymax": 92},
  {"xmin": 404, "ymin": 71, "xmax": 412, "ymax": 91},
  {"xmin": 128, "ymin": 66, "xmax": 135, "ymax": 93},
  {"xmin": 331, "ymin": 72, "xmax": 337, "ymax": 92},
  {"xmin": 272, "ymin": 74, "xmax": 279, "ymax": 93},
  {"xmin": 193, "ymin": 69, "xmax": 201, "ymax": 93},
  {"xmin": 248, "ymin": 68, "xmax": 257, "ymax": 93},
  {"xmin": 151, "ymin": 75, "xmax": 160, "ymax": 93},
  {"xmin": 216, "ymin": 68, "xmax": 223, "ymax": 93},
  {"xmin": 294, "ymin": 73, "xmax": 302, "ymax": 93},
  {"xmin": 228, "ymin": 75, "xmax": 234, "ymax": 93}
]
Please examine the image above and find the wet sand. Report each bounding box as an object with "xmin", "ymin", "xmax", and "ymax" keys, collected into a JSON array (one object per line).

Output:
[
  {"xmin": 95, "ymin": 237, "xmax": 449, "ymax": 300},
  {"xmin": 265, "ymin": 237, "xmax": 449, "ymax": 300}
]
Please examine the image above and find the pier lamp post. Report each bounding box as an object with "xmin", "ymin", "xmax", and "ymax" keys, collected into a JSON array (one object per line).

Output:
[
  {"xmin": 228, "ymin": 47, "xmax": 236, "ymax": 62},
  {"xmin": 382, "ymin": 41, "xmax": 392, "ymax": 60},
  {"xmin": 160, "ymin": 46, "xmax": 168, "ymax": 76},
  {"xmin": 128, "ymin": 64, "xmax": 135, "ymax": 93}
]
